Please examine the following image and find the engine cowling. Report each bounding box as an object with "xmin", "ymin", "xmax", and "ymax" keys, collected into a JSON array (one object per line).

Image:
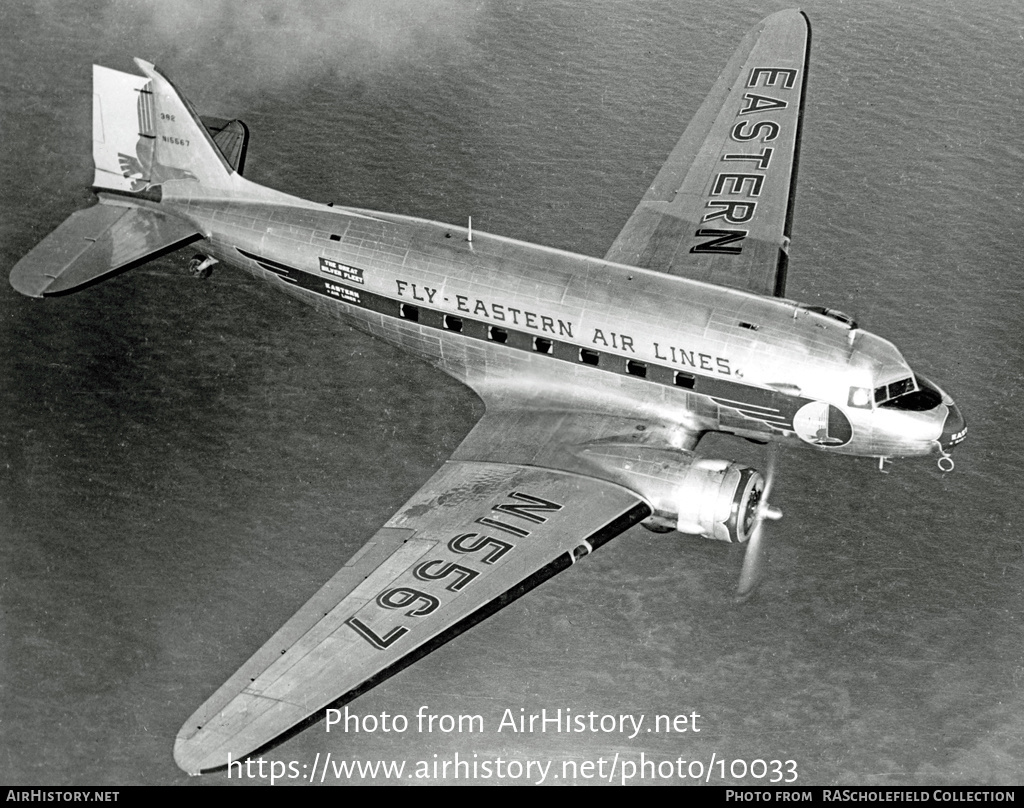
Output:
[
  {"xmin": 574, "ymin": 443, "xmax": 765, "ymax": 544},
  {"xmin": 671, "ymin": 459, "xmax": 763, "ymax": 543}
]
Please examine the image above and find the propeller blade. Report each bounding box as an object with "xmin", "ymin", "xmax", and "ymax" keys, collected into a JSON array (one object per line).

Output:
[
  {"xmin": 735, "ymin": 443, "xmax": 782, "ymax": 602},
  {"xmin": 735, "ymin": 520, "xmax": 767, "ymax": 601},
  {"xmin": 761, "ymin": 440, "xmax": 778, "ymax": 500}
]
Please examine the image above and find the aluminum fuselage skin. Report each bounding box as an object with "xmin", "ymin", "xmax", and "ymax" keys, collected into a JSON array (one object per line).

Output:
[{"xmin": 127, "ymin": 175, "xmax": 961, "ymax": 465}]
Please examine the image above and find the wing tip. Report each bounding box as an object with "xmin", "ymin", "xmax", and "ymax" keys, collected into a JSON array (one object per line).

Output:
[
  {"xmin": 172, "ymin": 735, "xmax": 209, "ymax": 777},
  {"xmin": 9, "ymin": 268, "xmax": 50, "ymax": 298},
  {"xmin": 173, "ymin": 731, "xmax": 235, "ymax": 776},
  {"xmin": 765, "ymin": 8, "xmax": 809, "ymax": 23},
  {"xmin": 758, "ymin": 8, "xmax": 811, "ymax": 41}
]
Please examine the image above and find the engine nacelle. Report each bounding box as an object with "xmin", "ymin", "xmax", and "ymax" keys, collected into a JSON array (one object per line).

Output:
[
  {"xmin": 671, "ymin": 460, "xmax": 763, "ymax": 543},
  {"xmin": 574, "ymin": 443, "xmax": 765, "ymax": 544}
]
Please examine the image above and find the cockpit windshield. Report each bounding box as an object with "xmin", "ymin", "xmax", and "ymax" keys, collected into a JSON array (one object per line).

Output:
[{"xmin": 874, "ymin": 375, "xmax": 943, "ymax": 411}]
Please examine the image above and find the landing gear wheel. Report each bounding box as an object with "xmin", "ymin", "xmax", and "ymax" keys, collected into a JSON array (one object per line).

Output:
[
  {"xmin": 187, "ymin": 254, "xmax": 217, "ymax": 279},
  {"xmin": 641, "ymin": 521, "xmax": 674, "ymax": 534}
]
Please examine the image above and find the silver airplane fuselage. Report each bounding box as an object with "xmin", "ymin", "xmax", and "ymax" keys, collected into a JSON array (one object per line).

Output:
[{"xmin": 139, "ymin": 176, "xmax": 965, "ymax": 474}]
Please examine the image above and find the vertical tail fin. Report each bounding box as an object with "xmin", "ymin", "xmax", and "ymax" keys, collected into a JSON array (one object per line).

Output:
[{"xmin": 92, "ymin": 60, "xmax": 235, "ymax": 194}]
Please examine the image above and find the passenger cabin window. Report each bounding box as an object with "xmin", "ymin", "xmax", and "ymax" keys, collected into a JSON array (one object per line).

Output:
[
  {"xmin": 533, "ymin": 337, "xmax": 553, "ymax": 354},
  {"xmin": 674, "ymin": 371, "xmax": 696, "ymax": 389},
  {"xmin": 400, "ymin": 303, "xmax": 419, "ymax": 322},
  {"xmin": 579, "ymin": 348, "xmax": 600, "ymax": 366},
  {"xmin": 488, "ymin": 326, "xmax": 508, "ymax": 343},
  {"xmin": 626, "ymin": 360, "xmax": 647, "ymax": 378},
  {"xmin": 444, "ymin": 315, "xmax": 463, "ymax": 332}
]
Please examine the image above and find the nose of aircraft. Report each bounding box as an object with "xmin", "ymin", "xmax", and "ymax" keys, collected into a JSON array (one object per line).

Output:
[{"xmin": 939, "ymin": 400, "xmax": 967, "ymax": 453}]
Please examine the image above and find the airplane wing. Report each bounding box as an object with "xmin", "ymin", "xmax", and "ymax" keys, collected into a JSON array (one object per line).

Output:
[
  {"xmin": 604, "ymin": 9, "xmax": 809, "ymax": 297},
  {"xmin": 173, "ymin": 409, "xmax": 654, "ymax": 774},
  {"xmin": 9, "ymin": 202, "xmax": 202, "ymax": 297}
]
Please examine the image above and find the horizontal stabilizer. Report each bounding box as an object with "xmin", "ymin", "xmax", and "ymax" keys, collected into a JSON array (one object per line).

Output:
[
  {"xmin": 201, "ymin": 116, "xmax": 250, "ymax": 175},
  {"xmin": 9, "ymin": 202, "xmax": 202, "ymax": 297}
]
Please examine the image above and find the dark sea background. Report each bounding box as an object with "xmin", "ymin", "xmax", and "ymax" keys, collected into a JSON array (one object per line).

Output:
[{"xmin": 2, "ymin": 0, "xmax": 1022, "ymax": 786}]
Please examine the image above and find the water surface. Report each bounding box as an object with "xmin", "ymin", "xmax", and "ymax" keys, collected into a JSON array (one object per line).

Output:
[{"xmin": 1, "ymin": 0, "xmax": 1021, "ymax": 786}]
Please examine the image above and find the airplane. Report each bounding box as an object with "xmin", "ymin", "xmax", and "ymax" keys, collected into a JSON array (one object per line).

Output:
[{"xmin": 9, "ymin": 10, "xmax": 966, "ymax": 776}]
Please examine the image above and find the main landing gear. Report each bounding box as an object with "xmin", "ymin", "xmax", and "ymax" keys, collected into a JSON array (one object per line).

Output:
[{"xmin": 187, "ymin": 254, "xmax": 218, "ymax": 278}]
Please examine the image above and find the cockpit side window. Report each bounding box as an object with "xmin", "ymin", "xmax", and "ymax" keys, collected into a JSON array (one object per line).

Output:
[{"xmin": 874, "ymin": 375, "xmax": 942, "ymax": 411}]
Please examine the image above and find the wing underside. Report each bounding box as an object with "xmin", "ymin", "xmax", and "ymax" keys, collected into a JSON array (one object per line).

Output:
[
  {"xmin": 174, "ymin": 454, "xmax": 650, "ymax": 774},
  {"xmin": 605, "ymin": 9, "xmax": 810, "ymax": 297}
]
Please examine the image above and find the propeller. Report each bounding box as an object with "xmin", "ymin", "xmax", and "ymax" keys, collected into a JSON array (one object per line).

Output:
[{"xmin": 735, "ymin": 442, "xmax": 783, "ymax": 601}]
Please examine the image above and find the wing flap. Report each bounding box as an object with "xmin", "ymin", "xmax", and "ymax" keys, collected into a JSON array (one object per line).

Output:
[
  {"xmin": 604, "ymin": 10, "xmax": 809, "ymax": 297},
  {"xmin": 9, "ymin": 202, "xmax": 202, "ymax": 297},
  {"xmin": 174, "ymin": 460, "xmax": 650, "ymax": 774},
  {"xmin": 453, "ymin": 407, "xmax": 704, "ymax": 467}
]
